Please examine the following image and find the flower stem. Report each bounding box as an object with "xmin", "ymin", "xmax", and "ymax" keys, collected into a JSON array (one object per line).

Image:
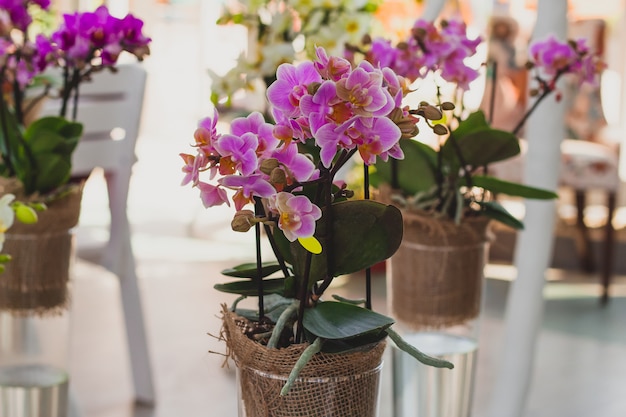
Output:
[
  {"xmin": 254, "ymin": 197, "xmax": 264, "ymax": 321},
  {"xmin": 363, "ymin": 163, "xmax": 372, "ymax": 310}
]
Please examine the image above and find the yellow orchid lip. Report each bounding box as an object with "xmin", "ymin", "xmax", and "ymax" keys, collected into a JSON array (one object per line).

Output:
[{"xmin": 298, "ymin": 236, "xmax": 322, "ymax": 254}]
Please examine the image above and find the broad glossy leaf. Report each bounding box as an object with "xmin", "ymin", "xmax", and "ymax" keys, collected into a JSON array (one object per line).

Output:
[
  {"xmin": 290, "ymin": 200, "xmax": 403, "ymax": 283},
  {"xmin": 472, "ymin": 175, "xmax": 558, "ymax": 199},
  {"xmin": 34, "ymin": 154, "xmax": 71, "ymax": 193},
  {"xmin": 214, "ymin": 278, "xmax": 287, "ymax": 296},
  {"xmin": 20, "ymin": 116, "xmax": 83, "ymax": 194},
  {"xmin": 372, "ymin": 139, "xmax": 438, "ymax": 194},
  {"xmin": 477, "ymin": 201, "xmax": 524, "ymax": 230},
  {"xmin": 443, "ymin": 128, "xmax": 520, "ymax": 168},
  {"xmin": 451, "ymin": 110, "xmax": 489, "ymax": 139},
  {"xmin": 303, "ymin": 301, "xmax": 394, "ymax": 340},
  {"xmin": 221, "ymin": 262, "xmax": 283, "ymax": 279},
  {"xmin": 236, "ymin": 295, "xmax": 294, "ymax": 322}
]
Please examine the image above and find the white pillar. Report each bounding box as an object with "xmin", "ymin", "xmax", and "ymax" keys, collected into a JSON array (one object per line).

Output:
[
  {"xmin": 486, "ymin": 1, "xmax": 568, "ymax": 417},
  {"xmin": 422, "ymin": 0, "xmax": 447, "ymax": 21}
]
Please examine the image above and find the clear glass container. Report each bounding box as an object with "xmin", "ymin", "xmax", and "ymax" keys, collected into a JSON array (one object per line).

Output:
[{"xmin": 237, "ymin": 362, "xmax": 383, "ymax": 417}]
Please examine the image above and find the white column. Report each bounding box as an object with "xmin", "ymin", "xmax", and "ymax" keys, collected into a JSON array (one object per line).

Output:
[
  {"xmin": 422, "ymin": 0, "xmax": 447, "ymax": 21},
  {"xmin": 485, "ymin": 1, "xmax": 568, "ymax": 417}
]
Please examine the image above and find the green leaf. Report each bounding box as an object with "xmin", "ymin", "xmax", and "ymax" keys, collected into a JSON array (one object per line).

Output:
[
  {"xmin": 19, "ymin": 116, "xmax": 83, "ymax": 194},
  {"xmin": 0, "ymin": 107, "xmax": 29, "ymax": 180},
  {"xmin": 472, "ymin": 175, "xmax": 558, "ymax": 199},
  {"xmin": 451, "ymin": 110, "xmax": 489, "ymax": 139},
  {"xmin": 33, "ymin": 153, "xmax": 71, "ymax": 193},
  {"xmin": 213, "ymin": 278, "xmax": 287, "ymax": 296},
  {"xmin": 443, "ymin": 128, "xmax": 520, "ymax": 168},
  {"xmin": 372, "ymin": 139, "xmax": 438, "ymax": 194},
  {"xmin": 477, "ymin": 200, "xmax": 524, "ymax": 230},
  {"xmin": 290, "ymin": 200, "xmax": 403, "ymax": 283},
  {"xmin": 221, "ymin": 262, "xmax": 283, "ymax": 279},
  {"xmin": 303, "ymin": 301, "xmax": 395, "ymax": 340}
]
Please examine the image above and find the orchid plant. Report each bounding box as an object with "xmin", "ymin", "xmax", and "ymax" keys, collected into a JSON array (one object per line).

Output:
[
  {"xmin": 210, "ymin": 0, "xmax": 382, "ymax": 108},
  {"xmin": 0, "ymin": 2, "xmax": 150, "ymax": 268},
  {"xmin": 350, "ymin": 18, "xmax": 604, "ymax": 228},
  {"xmin": 0, "ymin": 2, "xmax": 151, "ymax": 197},
  {"xmin": 182, "ymin": 46, "xmax": 453, "ymax": 392}
]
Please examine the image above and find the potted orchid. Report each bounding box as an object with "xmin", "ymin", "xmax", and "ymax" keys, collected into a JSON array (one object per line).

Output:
[
  {"xmin": 0, "ymin": 2, "xmax": 150, "ymax": 309},
  {"xmin": 210, "ymin": 0, "xmax": 382, "ymax": 109},
  {"xmin": 182, "ymin": 46, "xmax": 454, "ymax": 416},
  {"xmin": 0, "ymin": 4, "xmax": 150, "ymax": 414},
  {"xmin": 343, "ymin": 18, "xmax": 605, "ymax": 417}
]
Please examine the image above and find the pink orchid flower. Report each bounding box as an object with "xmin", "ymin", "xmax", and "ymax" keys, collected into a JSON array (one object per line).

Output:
[
  {"xmin": 266, "ymin": 61, "xmax": 322, "ymax": 118},
  {"xmin": 267, "ymin": 192, "xmax": 322, "ymax": 242}
]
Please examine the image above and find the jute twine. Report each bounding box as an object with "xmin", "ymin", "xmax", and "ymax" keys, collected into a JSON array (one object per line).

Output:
[
  {"xmin": 221, "ymin": 308, "xmax": 386, "ymax": 417},
  {"xmin": 375, "ymin": 185, "xmax": 493, "ymax": 330},
  {"xmin": 0, "ymin": 179, "xmax": 83, "ymax": 316}
]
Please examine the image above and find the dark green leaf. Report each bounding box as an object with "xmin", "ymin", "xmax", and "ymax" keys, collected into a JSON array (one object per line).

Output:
[
  {"xmin": 477, "ymin": 200, "xmax": 524, "ymax": 230},
  {"xmin": 221, "ymin": 262, "xmax": 283, "ymax": 279},
  {"xmin": 372, "ymin": 139, "xmax": 438, "ymax": 194},
  {"xmin": 473, "ymin": 175, "xmax": 558, "ymax": 199},
  {"xmin": 451, "ymin": 110, "xmax": 489, "ymax": 139},
  {"xmin": 34, "ymin": 154, "xmax": 71, "ymax": 193},
  {"xmin": 303, "ymin": 301, "xmax": 395, "ymax": 340},
  {"xmin": 213, "ymin": 278, "xmax": 287, "ymax": 296},
  {"xmin": 290, "ymin": 200, "xmax": 403, "ymax": 283},
  {"xmin": 443, "ymin": 128, "xmax": 520, "ymax": 168}
]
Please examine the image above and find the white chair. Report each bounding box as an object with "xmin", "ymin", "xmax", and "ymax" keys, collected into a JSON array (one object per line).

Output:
[
  {"xmin": 42, "ymin": 63, "xmax": 155, "ymax": 404},
  {"xmin": 490, "ymin": 134, "xmax": 620, "ymax": 305}
]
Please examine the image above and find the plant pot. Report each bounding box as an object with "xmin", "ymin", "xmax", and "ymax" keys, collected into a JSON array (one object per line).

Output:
[
  {"xmin": 387, "ymin": 210, "xmax": 491, "ymax": 331},
  {"xmin": 0, "ymin": 185, "xmax": 82, "ymax": 417},
  {"xmin": 222, "ymin": 309, "xmax": 386, "ymax": 417},
  {"xmin": 385, "ymin": 208, "xmax": 491, "ymax": 417}
]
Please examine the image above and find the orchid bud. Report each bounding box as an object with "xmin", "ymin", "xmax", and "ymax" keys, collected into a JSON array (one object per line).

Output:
[
  {"xmin": 260, "ymin": 158, "xmax": 280, "ymax": 175},
  {"xmin": 433, "ymin": 124, "xmax": 448, "ymax": 135},
  {"xmin": 231, "ymin": 210, "xmax": 255, "ymax": 232},
  {"xmin": 30, "ymin": 202, "xmax": 47, "ymax": 212},
  {"xmin": 270, "ymin": 167, "xmax": 287, "ymax": 187},
  {"xmin": 15, "ymin": 204, "xmax": 38, "ymax": 224},
  {"xmin": 441, "ymin": 102, "xmax": 455, "ymax": 111},
  {"xmin": 423, "ymin": 105, "xmax": 443, "ymax": 121}
]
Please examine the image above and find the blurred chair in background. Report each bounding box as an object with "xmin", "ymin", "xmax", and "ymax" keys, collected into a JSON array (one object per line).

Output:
[{"xmin": 42, "ymin": 63, "xmax": 156, "ymax": 403}]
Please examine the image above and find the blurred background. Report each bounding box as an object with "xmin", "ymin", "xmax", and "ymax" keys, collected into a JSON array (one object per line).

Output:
[{"xmin": 40, "ymin": 0, "xmax": 626, "ymax": 416}]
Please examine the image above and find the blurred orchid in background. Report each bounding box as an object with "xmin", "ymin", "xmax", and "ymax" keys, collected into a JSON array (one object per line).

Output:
[{"xmin": 210, "ymin": 0, "xmax": 382, "ymax": 108}]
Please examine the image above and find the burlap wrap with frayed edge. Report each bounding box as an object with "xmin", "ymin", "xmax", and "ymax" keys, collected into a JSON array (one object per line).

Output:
[
  {"xmin": 375, "ymin": 185, "xmax": 493, "ymax": 330},
  {"xmin": 0, "ymin": 179, "xmax": 83, "ymax": 316},
  {"xmin": 221, "ymin": 308, "xmax": 386, "ymax": 417}
]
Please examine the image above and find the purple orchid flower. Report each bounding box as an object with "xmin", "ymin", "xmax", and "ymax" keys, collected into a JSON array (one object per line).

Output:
[
  {"xmin": 230, "ymin": 112, "xmax": 279, "ymax": 159},
  {"xmin": 213, "ymin": 132, "xmax": 259, "ymax": 177},
  {"xmin": 220, "ymin": 174, "xmax": 276, "ymax": 211},
  {"xmin": 266, "ymin": 61, "xmax": 322, "ymax": 119},
  {"xmin": 197, "ymin": 182, "xmax": 229, "ymax": 208}
]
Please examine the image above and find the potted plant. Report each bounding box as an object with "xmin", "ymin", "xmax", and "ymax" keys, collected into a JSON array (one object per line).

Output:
[
  {"xmin": 182, "ymin": 46, "xmax": 456, "ymax": 416},
  {"xmin": 344, "ymin": 18, "xmax": 604, "ymax": 417},
  {"xmin": 0, "ymin": 2, "xmax": 150, "ymax": 414}
]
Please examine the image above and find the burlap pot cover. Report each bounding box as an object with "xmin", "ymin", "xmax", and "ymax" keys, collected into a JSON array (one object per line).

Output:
[
  {"xmin": 387, "ymin": 210, "xmax": 492, "ymax": 331},
  {"xmin": 222, "ymin": 309, "xmax": 386, "ymax": 417},
  {"xmin": 0, "ymin": 185, "xmax": 82, "ymax": 316}
]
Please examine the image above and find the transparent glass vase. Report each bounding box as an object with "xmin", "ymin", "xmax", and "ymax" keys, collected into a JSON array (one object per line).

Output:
[
  {"xmin": 0, "ymin": 230, "xmax": 74, "ymax": 417},
  {"xmin": 236, "ymin": 362, "xmax": 384, "ymax": 417}
]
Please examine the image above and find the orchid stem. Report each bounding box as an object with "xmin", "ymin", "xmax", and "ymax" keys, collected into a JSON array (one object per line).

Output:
[
  {"xmin": 254, "ymin": 197, "xmax": 264, "ymax": 321},
  {"xmin": 363, "ymin": 163, "xmax": 372, "ymax": 310}
]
